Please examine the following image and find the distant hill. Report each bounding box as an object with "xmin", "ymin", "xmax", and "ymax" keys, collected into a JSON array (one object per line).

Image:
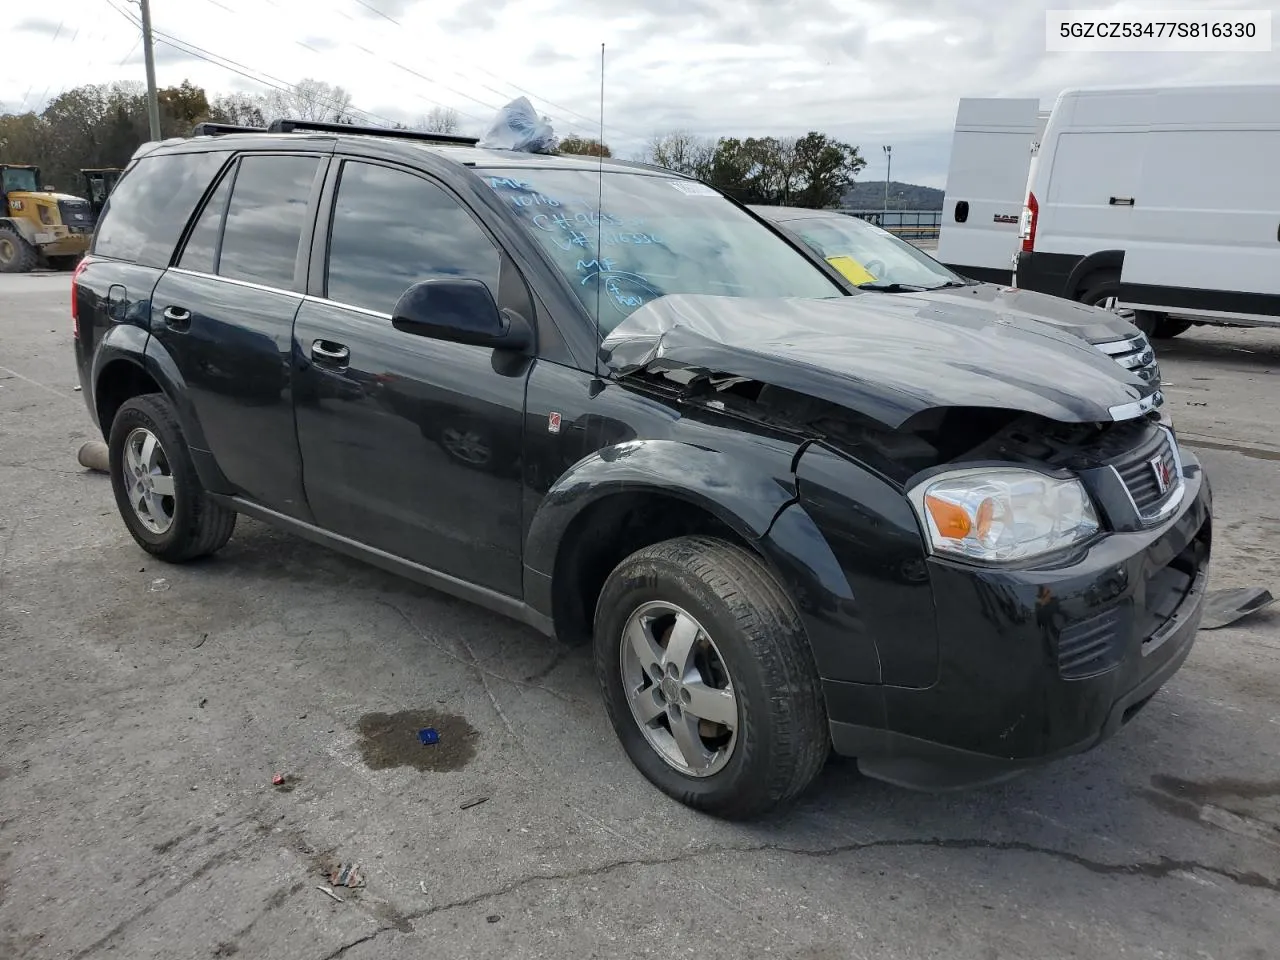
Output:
[{"xmin": 840, "ymin": 180, "xmax": 943, "ymax": 211}]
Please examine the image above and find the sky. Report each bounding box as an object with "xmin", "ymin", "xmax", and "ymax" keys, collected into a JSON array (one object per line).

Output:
[{"xmin": 4, "ymin": 0, "xmax": 1279, "ymax": 188}]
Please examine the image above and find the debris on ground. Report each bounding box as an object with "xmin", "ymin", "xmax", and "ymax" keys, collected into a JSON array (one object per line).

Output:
[
  {"xmin": 149, "ymin": 578, "xmax": 170, "ymax": 593},
  {"xmin": 271, "ymin": 773, "xmax": 300, "ymax": 792},
  {"xmin": 460, "ymin": 796, "xmax": 489, "ymax": 810},
  {"xmin": 487, "ymin": 915, "xmax": 501, "ymax": 923},
  {"xmin": 327, "ymin": 863, "xmax": 365, "ymax": 888},
  {"xmin": 316, "ymin": 885, "xmax": 344, "ymax": 903},
  {"xmin": 417, "ymin": 727, "xmax": 440, "ymax": 745},
  {"xmin": 76, "ymin": 440, "xmax": 108, "ymax": 472},
  {"xmin": 198, "ymin": 698, "xmax": 208, "ymax": 708},
  {"xmin": 192, "ymin": 633, "xmax": 209, "ymax": 649},
  {"xmin": 1200, "ymin": 587, "xmax": 1275, "ymax": 629}
]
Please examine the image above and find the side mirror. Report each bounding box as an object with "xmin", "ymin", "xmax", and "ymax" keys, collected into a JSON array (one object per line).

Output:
[{"xmin": 391, "ymin": 278, "xmax": 532, "ymax": 352}]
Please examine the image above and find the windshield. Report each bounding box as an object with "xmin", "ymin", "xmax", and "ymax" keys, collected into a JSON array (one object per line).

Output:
[
  {"xmin": 479, "ymin": 168, "xmax": 846, "ymax": 334},
  {"xmin": 773, "ymin": 213, "xmax": 966, "ymax": 289},
  {"xmin": 2, "ymin": 167, "xmax": 40, "ymax": 194}
]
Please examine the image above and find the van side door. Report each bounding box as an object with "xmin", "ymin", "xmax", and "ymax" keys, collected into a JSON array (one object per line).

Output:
[
  {"xmin": 292, "ymin": 158, "xmax": 533, "ymax": 595},
  {"xmin": 150, "ymin": 151, "xmax": 328, "ymax": 519}
]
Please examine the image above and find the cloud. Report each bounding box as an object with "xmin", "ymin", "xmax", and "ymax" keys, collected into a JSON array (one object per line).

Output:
[
  {"xmin": 15, "ymin": 18, "xmax": 64, "ymax": 37},
  {"xmin": 6, "ymin": 0, "xmax": 1279, "ymax": 189}
]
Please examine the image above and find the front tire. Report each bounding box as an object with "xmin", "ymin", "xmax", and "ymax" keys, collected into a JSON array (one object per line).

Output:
[
  {"xmin": 593, "ymin": 535, "xmax": 828, "ymax": 819},
  {"xmin": 1078, "ymin": 271, "xmax": 1120, "ymax": 311},
  {"xmin": 1134, "ymin": 311, "xmax": 1192, "ymax": 339},
  {"xmin": 108, "ymin": 394, "xmax": 236, "ymax": 562},
  {"xmin": 0, "ymin": 225, "xmax": 38, "ymax": 273}
]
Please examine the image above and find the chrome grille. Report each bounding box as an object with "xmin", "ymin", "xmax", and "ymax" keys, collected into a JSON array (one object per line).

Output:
[
  {"xmin": 1111, "ymin": 427, "xmax": 1183, "ymax": 524},
  {"xmin": 1095, "ymin": 333, "xmax": 1160, "ymax": 385}
]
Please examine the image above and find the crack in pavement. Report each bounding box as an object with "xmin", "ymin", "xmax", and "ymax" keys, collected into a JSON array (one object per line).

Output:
[{"xmin": 310, "ymin": 834, "xmax": 1280, "ymax": 956}]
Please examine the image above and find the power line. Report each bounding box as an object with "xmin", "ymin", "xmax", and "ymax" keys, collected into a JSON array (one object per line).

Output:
[{"xmin": 104, "ymin": 0, "xmax": 403, "ymax": 128}]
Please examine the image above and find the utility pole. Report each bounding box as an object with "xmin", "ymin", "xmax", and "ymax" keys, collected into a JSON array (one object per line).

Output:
[
  {"xmin": 882, "ymin": 144, "xmax": 892, "ymax": 221},
  {"xmin": 139, "ymin": 0, "xmax": 162, "ymax": 141}
]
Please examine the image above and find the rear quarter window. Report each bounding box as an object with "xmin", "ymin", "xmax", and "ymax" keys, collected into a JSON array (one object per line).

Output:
[{"xmin": 92, "ymin": 151, "xmax": 231, "ymax": 267}]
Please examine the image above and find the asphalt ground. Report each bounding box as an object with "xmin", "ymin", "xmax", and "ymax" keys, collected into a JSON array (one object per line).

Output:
[{"xmin": 2, "ymin": 270, "xmax": 1278, "ymax": 960}]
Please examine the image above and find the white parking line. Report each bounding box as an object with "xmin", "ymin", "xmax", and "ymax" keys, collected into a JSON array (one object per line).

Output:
[{"xmin": 0, "ymin": 364, "xmax": 77, "ymax": 402}]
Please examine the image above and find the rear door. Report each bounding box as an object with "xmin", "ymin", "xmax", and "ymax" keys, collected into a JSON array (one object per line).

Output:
[
  {"xmin": 150, "ymin": 151, "xmax": 328, "ymax": 518},
  {"xmin": 292, "ymin": 158, "xmax": 531, "ymax": 595}
]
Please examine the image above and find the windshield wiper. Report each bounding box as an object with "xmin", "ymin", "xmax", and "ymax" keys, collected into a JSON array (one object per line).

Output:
[
  {"xmin": 923, "ymin": 280, "xmax": 973, "ymax": 290},
  {"xmin": 856, "ymin": 281, "xmax": 929, "ymax": 292}
]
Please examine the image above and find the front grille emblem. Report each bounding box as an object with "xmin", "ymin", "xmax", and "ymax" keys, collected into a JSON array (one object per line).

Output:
[{"xmin": 1149, "ymin": 454, "xmax": 1174, "ymax": 495}]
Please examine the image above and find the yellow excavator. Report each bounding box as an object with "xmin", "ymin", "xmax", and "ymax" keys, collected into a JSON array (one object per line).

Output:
[{"xmin": 0, "ymin": 164, "xmax": 95, "ymax": 272}]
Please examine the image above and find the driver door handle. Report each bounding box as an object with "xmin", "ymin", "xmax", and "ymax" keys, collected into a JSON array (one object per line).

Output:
[{"xmin": 311, "ymin": 340, "xmax": 350, "ymax": 365}]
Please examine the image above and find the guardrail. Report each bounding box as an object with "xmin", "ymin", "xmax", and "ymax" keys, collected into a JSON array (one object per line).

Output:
[{"xmin": 837, "ymin": 209, "xmax": 943, "ymax": 241}]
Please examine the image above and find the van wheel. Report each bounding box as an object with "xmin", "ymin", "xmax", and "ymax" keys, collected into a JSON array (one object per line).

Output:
[
  {"xmin": 1078, "ymin": 272, "xmax": 1120, "ymax": 311},
  {"xmin": 593, "ymin": 535, "xmax": 828, "ymax": 819},
  {"xmin": 0, "ymin": 225, "xmax": 38, "ymax": 273},
  {"xmin": 1133, "ymin": 311, "xmax": 1192, "ymax": 339},
  {"xmin": 108, "ymin": 394, "xmax": 237, "ymax": 562}
]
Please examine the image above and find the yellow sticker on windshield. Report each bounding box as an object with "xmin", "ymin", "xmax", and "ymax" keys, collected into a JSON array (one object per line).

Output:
[{"xmin": 825, "ymin": 255, "xmax": 877, "ymax": 285}]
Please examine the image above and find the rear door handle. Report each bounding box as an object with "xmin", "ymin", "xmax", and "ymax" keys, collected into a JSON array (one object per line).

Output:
[
  {"xmin": 311, "ymin": 340, "xmax": 350, "ymax": 365},
  {"xmin": 162, "ymin": 306, "xmax": 191, "ymax": 329}
]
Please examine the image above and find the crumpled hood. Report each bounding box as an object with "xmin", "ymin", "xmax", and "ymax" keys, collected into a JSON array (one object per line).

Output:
[
  {"xmin": 600, "ymin": 294, "xmax": 1159, "ymax": 430},
  {"xmin": 889, "ymin": 282, "xmax": 1137, "ymax": 343}
]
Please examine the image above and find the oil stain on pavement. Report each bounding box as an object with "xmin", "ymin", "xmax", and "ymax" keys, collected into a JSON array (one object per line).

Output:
[{"xmin": 356, "ymin": 710, "xmax": 477, "ymax": 772}]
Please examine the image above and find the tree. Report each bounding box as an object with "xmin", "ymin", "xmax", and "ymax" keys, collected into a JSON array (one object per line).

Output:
[
  {"xmin": 157, "ymin": 80, "xmax": 211, "ymax": 136},
  {"xmin": 263, "ymin": 78, "xmax": 353, "ymax": 122},
  {"xmin": 557, "ymin": 135, "xmax": 611, "ymax": 157},
  {"xmin": 209, "ymin": 92, "xmax": 267, "ymax": 128},
  {"xmin": 640, "ymin": 130, "xmax": 715, "ymax": 179},
  {"xmin": 417, "ymin": 106, "xmax": 460, "ymax": 134},
  {"xmin": 792, "ymin": 132, "xmax": 865, "ymax": 209}
]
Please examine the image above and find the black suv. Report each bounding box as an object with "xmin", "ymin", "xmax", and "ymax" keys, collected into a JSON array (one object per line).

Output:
[{"xmin": 73, "ymin": 120, "xmax": 1212, "ymax": 819}]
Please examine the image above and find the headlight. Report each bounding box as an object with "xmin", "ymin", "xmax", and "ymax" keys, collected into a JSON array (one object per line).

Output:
[{"xmin": 908, "ymin": 467, "xmax": 1099, "ymax": 563}]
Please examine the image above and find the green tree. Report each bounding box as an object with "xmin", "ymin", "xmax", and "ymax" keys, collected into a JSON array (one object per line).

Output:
[{"xmin": 792, "ymin": 132, "xmax": 865, "ymax": 209}]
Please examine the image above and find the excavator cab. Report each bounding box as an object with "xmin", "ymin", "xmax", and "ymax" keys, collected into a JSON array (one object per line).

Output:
[
  {"xmin": 81, "ymin": 168, "xmax": 123, "ymax": 223},
  {"xmin": 0, "ymin": 163, "xmax": 94, "ymax": 272}
]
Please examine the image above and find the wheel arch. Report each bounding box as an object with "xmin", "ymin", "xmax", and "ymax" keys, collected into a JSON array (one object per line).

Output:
[
  {"xmin": 1067, "ymin": 249, "xmax": 1125, "ymax": 301},
  {"xmin": 524, "ymin": 439, "xmax": 801, "ymax": 646}
]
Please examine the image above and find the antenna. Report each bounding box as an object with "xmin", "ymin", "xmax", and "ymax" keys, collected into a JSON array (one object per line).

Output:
[{"xmin": 594, "ymin": 42, "xmax": 605, "ymax": 373}]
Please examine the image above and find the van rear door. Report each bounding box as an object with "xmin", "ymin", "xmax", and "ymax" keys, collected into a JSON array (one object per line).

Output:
[{"xmin": 936, "ymin": 98, "xmax": 1043, "ymax": 285}]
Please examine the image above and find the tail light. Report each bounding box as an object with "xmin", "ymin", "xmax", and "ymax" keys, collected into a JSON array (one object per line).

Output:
[
  {"xmin": 71, "ymin": 258, "xmax": 88, "ymax": 338},
  {"xmin": 1018, "ymin": 191, "xmax": 1039, "ymax": 252}
]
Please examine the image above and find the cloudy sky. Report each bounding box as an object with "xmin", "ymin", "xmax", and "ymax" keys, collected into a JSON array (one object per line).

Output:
[{"xmin": 5, "ymin": 0, "xmax": 1279, "ymax": 187}]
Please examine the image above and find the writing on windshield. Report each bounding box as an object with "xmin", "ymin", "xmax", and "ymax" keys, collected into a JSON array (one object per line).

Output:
[{"xmin": 481, "ymin": 170, "xmax": 842, "ymax": 332}]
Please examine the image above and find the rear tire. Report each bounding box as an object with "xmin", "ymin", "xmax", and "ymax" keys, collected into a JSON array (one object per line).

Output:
[
  {"xmin": 1078, "ymin": 271, "xmax": 1120, "ymax": 310},
  {"xmin": 108, "ymin": 393, "xmax": 236, "ymax": 562},
  {"xmin": 593, "ymin": 535, "xmax": 828, "ymax": 819},
  {"xmin": 0, "ymin": 225, "xmax": 38, "ymax": 274}
]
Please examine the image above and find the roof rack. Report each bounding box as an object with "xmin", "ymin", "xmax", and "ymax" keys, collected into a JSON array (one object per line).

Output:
[
  {"xmin": 189, "ymin": 118, "xmax": 480, "ymax": 146},
  {"xmin": 191, "ymin": 122, "xmax": 267, "ymax": 136},
  {"xmin": 270, "ymin": 118, "xmax": 479, "ymax": 145}
]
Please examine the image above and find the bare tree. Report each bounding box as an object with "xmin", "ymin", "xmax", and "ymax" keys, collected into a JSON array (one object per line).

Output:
[
  {"xmin": 264, "ymin": 78, "xmax": 354, "ymax": 123},
  {"xmin": 417, "ymin": 106, "xmax": 460, "ymax": 134},
  {"xmin": 641, "ymin": 130, "xmax": 716, "ymax": 179}
]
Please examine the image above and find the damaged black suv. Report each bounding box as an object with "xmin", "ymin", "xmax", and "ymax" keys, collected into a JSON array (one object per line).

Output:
[{"xmin": 74, "ymin": 120, "xmax": 1212, "ymax": 819}]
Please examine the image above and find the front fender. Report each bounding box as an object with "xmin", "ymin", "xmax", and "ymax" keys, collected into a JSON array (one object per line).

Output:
[{"xmin": 524, "ymin": 437, "xmax": 799, "ymax": 583}]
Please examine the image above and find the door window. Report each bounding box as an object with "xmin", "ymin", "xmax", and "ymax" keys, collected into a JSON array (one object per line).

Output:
[
  {"xmin": 325, "ymin": 161, "xmax": 500, "ymax": 315},
  {"xmin": 177, "ymin": 173, "xmax": 233, "ymax": 274},
  {"xmin": 217, "ymin": 155, "xmax": 321, "ymax": 290}
]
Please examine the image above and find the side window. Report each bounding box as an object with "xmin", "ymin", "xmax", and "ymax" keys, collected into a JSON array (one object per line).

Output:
[
  {"xmin": 92, "ymin": 151, "xmax": 229, "ymax": 266},
  {"xmin": 217, "ymin": 155, "xmax": 321, "ymax": 290},
  {"xmin": 325, "ymin": 161, "xmax": 500, "ymax": 315},
  {"xmin": 177, "ymin": 172, "xmax": 233, "ymax": 274}
]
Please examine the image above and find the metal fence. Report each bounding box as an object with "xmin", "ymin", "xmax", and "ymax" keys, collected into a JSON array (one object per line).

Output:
[{"xmin": 837, "ymin": 209, "xmax": 943, "ymax": 241}]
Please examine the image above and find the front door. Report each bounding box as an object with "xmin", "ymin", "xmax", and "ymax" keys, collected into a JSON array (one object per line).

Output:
[{"xmin": 292, "ymin": 159, "xmax": 531, "ymax": 595}]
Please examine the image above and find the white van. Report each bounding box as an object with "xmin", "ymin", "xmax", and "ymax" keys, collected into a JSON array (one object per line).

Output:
[
  {"xmin": 936, "ymin": 98, "xmax": 1050, "ymax": 285},
  {"xmin": 1014, "ymin": 83, "xmax": 1280, "ymax": 338}
]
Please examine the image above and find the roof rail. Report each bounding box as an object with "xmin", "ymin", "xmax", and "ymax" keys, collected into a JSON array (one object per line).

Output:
[
  {"xmin": 266, "ymin": 118, "xmax": 479, "ymax": 145},
  {"xmin": 191, "ymin": 122, "xmax": 268, "ymax": 137}
]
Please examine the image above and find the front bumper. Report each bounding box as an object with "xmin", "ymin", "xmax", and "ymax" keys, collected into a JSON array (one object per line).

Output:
[{"xmin": 828, "ymin": 450, "xmax": 1212, "ymax": 789}]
